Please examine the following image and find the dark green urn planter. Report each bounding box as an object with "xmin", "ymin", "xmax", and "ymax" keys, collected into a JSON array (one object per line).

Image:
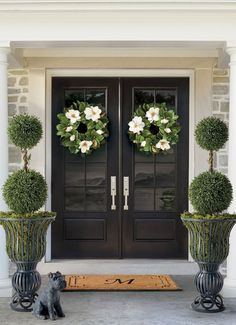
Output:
[
  {"xmin": 0, "ymin": 212, "xmax": 56, "ymax": 312},
  {"xmin": 181, "ymin": 214, "xmax": 236, "ymax": 313}
]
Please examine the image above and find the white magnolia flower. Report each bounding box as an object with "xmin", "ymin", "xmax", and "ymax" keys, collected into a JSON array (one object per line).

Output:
[
  {"xmin": 156, "ymin": 139, "xmax": 170, "ymax": 151},
  {"xmin": 66, "ymin": 126, "xmax": 73, "ymax": 132},
  {"xmin": 128, "ymin": 116, "xmax": 145, "ymax": 134},
  {"xmin": 141, "ymin": 141, "xmax": 146, "ymax": 147},
  {"xmin": 65, "ymin": 109, "xmax": 81, "ymax": 124},
  {"xmin": 84, "ymin": 106, "xmax": 102, "ymax": 122},
  {"xmin": 79, "ymin": 140, "xmax": 93, "ymax": 153},
  {"xmin": 164, "ymin": 128, "xmax": 171, "ymax": 133},
  {"xmin": 96, "ymin": 129, "xmax": 104, "ymax": 135},
  {"xmin": 145, "ymin": 107, "xmax": 160, "ymax": 122},
  {"xmin": 70, "ymin": 135, "xmax": 75, "ymax": 142},
  {"xmin": 161, "ymin": 118, "xmax": 169, "ymax": 124}
]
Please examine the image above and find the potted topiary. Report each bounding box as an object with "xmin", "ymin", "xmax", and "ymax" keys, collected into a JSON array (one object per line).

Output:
[
  {"xmin": 0, "ymin": 114, "xmax": 56, "ymax": 312},
  {"xmin": 181, "ymin": 116, "xmax": 236, "ymax": 313}
]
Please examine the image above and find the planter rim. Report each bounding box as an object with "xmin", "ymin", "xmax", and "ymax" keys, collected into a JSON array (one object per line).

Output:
[
  {"xmin": 181, "ymin": 216, "xmax": 236, "ymax": 223},
  {"xmin": 0, "ymin": 216, "xmax": 56, "ymax": 222}
]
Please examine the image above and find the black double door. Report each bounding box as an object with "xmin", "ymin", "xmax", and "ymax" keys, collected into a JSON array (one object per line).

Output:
[{"xmin": 52, "ymin": 77, "xmax": 189, "ymax": 259}]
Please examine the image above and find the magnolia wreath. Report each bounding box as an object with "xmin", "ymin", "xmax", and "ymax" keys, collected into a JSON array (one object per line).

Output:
[
  {"xmin": 56, "ymin": 101, "xmax": 109, "ymax": 155},
  {"xmin": 128, "ymin": 103, "xmax": 180, "ymax": 154}
]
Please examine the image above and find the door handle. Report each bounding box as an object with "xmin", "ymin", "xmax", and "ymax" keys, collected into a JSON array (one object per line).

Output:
[
  {"xmin": 123, "ymin": 176, "xmax": 129, "ymax": 210},
  {"xmin": 110, "ymin": 176, "xmax": 117, "ymax": 210}
]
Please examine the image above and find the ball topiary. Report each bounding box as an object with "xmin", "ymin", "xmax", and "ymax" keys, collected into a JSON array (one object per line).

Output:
[
  {"xmin": 8, "ymin": 114, "xmax": 43, "ymax": 150},
  {"xmin": 3, "ymin": 169, "xmax": 47, "ymax": 214},
  {"xmin": 189, "ymin": 171, "xmax": 232, "ymax": 214},
  {"xmin": 195, "ymin": 117, "xmax": 228, "ymax": 151}
]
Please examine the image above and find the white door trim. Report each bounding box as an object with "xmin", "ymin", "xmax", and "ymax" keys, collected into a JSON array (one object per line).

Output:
[{"xmin": 45, "ymin": 68, "xmax": 195, "ymax": 262}]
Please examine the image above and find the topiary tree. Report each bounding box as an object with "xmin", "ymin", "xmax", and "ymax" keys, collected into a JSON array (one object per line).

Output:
[
  {"xmin": 3, "ymin": 169, "xmax": 47, "ymax": 214},
  {"xmin": 189, "ymin": 171, "xmax": 232, "ymax": 214},
  {"xmin": 8, "ymin": 114, "xmax": 43, "ymax": 171},
  {"xmin": 3, "ymin": 114, "xmax": 47, "ymax": 214},
  {"xmin": 189, "ymin": 117, "xmax": 232, "ymax": 215},
  {"xmin": 195, "ymin": 117, "xmax": 228, "ymax": 172}
]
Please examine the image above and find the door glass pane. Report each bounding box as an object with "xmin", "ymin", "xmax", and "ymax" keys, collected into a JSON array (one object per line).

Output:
[
  {"xmin": 156, "ymin": 164, "xmax": 176, "ymax": 187},
  {"xmin": 135, "ymin": 163, "xmax": 154, "ymax": 187},
  {"xmin": 64, "ymin": 149, "xmax": 85, "ymax": 163},
  {"xmin": 65, "ymin": 187, "xmax": 85, "ymax": 211},
  {"xmin": 134, "ymin": 188, "xmax": 154, "ymax": 211},
  {"xmin": 86, "ymin": 145, "xmax": 106, "ymax": 163},
  {"xmin": 155, "ymin": 89, "xmax": 177, "ymax": 110},
  {"xmin": 156, "ymin": 188, "xmax": 176, "ymax": 211},
  {"xmin": 135, "ymin": 148, "xmax": 154, "ymax": 163},
  {"xmin": 65, "ymin": 163, "xmax": 85, "ymax": 186},
  {"xmin": 155, "ymin": 147, "xmax": 176, "ymax": 163},
  {"xmin": 86, "ymin": 187, "xmax": 106, "ymax": 211},
  {"xmin": 134, "ymin": 89, "xmax": 154, "ymax": 108},
  {"xmin": 86, "ymin": 163, "xmax": 106, "ymax": 186},
  {"xmin": 64, "ymin": 89, "xmax": 84, "ymax": 107},
  {"xmin": 85, "ymin": 89, "xmax": 106, "ymax": 108}
]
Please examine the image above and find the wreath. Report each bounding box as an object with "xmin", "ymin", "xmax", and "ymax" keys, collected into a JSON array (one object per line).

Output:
[
  {"xmin": 128, "ymin": 103, "xmax": 180, "ymax": 154},
  {"xmin": 56, "ymin": 101, "xmax": 109, "ymax": 155}
]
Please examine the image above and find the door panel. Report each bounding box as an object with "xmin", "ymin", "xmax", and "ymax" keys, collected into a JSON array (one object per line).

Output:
[
  {"xmin": 52, "ymin": 77, "xmax": 189, "ymax": 259},
  {"xmin": 122, "ymin": 78, "xmax": 189, "ymax": 258},
  {"xmin": 52, "ymin": 78, "xmax": 119, "ymax": 258}
]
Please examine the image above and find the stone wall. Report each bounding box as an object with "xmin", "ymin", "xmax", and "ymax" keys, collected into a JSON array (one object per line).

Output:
[
  {"xmin": 8, "ymin": 69, "xmax": 29, "ymax": 173},
  {"xmin": 212, "ymin": 68, "xmax": 230, "ymax": 175}
]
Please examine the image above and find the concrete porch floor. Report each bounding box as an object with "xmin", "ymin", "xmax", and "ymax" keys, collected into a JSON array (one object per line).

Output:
[{"xmin": 0, "ymin": 276, "xmax": 236, "ymax": 325}]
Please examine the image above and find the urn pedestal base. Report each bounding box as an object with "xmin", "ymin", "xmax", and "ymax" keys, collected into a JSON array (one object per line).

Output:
[
  {"xmin": 10, "ymin": 266, "xmax": 41, "ymax": 312},
  {"xmin": 191, "ymin": 268, "xmax": 224, "ymax": 313}
]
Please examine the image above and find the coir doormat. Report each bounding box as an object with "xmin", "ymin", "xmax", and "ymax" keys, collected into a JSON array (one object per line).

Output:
[{"xmin": 64, "ymin": 274, "xmax": 181, "ymax": 291}]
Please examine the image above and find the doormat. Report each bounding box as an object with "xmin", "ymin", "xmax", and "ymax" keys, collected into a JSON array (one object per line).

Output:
[{"xmin": 64, "ymin": 274, "xmax": 181, "ymax": 291}]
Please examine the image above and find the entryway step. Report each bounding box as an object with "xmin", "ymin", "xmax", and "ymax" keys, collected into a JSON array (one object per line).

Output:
[{"xmin": 37, "ymin": 259, "xmax": 198, "ymax": 275}]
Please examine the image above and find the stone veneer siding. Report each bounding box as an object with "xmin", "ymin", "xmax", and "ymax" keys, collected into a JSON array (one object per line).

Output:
[
  {"xmin": 8, "ymin": 69, "xmax": 29, "ymax": 173},
  {"xmin": 212, "ymin": 68, "xmax": 230, "ymax": 175},
  {"xmin": 7, "ymin": 68, "xmax": 230, "ymax": 175}
]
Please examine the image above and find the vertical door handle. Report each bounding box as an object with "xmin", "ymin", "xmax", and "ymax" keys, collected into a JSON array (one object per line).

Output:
[
  {"xmin": 111, "ymin": 176, "xmax": 117, "ymax": 210},
  {"xmin": 123, "ymin": 176, "xmax": 129, "ymax": 210}
]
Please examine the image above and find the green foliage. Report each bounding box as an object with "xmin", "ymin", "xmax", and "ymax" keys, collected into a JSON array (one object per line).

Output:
[
  {"xmin": 8, "ymin": 114, "xmax": 43, "ymax": 150},
  {"xmin": 195, "ymin": 117, "xmax": 228, "ymax": 151},
  {"xmin": 3, "ymin": 169, "xmax": 48, "ymax": 214},
  {"xmin": 189, "ymin": 171, "xmax": 232, "ymax": 214},
  {"xmin": 57, "ymin": 101, "xmax": 109, "ymax": 155},
  {"xmin": 181, "ymin": 211, "xmax": 236, "ymax": 220},
  {"xmin": 128, "ymin": 103, "xmax": 180, "ymax": 155}
]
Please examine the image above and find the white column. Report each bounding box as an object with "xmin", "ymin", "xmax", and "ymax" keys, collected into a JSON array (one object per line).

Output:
[
  {"xmin": 222, "ymin": 47, "xmax": 236, "ymax": 297},
  {"xmin": 0, "ymin": 47, "xmax": 12, "ymax": 297}
]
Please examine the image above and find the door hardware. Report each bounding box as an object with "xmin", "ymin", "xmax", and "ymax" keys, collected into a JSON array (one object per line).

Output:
[{"xmin": 123, "ymin": 176, "xmax": 129, "ymax": 210}]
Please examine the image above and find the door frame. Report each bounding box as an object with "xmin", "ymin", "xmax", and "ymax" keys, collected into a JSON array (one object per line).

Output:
[{"xmin": 45, "ymin": 68, "xmax": 195, "ymax": 262}]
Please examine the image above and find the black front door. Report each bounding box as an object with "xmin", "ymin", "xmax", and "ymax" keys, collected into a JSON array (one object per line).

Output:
[{"xmin": 52, "ymin": 77, "xmax": 189, "ymax": 259}]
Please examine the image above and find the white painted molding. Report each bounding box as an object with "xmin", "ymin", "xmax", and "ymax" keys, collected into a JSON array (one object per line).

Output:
[
  {"xmin": 23, "ymin": 47, "xmax": 219, "ymax": 58},
  {"xmin": 226, "ymin": 47, "xmax": 236, "ymax": 64},
  {"xmin": 1, "ymin": 1, "xmax": 236, "ymax": 12},
  {"xmin": 47, "ymin": 68, "xmax": 195, "ymax": 78},
  {"xmin": 0, "ymin": 46, "xmax": 12, "ymax": 297},
  {"xmin": 0, "ymin": 47, "xmax": 10, "ymax": 64},
  {"xmin": 0, "ymin": 41, "xmax": 11, "ymax": 48}
]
